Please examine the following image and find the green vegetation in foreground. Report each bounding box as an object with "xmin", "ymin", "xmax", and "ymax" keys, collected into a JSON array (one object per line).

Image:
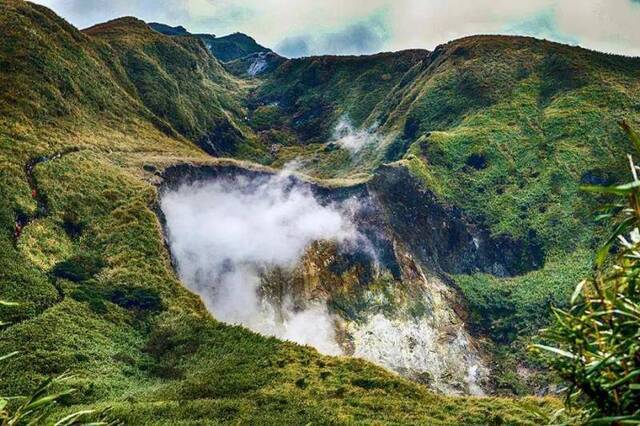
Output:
[
  {"xmin": 532, "ymin": 123, "xmax": 640, "ymax": 424},
  {"xmin": 0, "ymin": 1, "xmax": 559, "ymax": 423}
]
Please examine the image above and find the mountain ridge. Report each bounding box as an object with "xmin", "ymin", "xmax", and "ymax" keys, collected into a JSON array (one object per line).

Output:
[
  {"xmin": 2, "ymin": 0, "xmax": 639, "ymax": 422},
  {"xmin": 148, "ymin": 21, "xmax": 273, "ymax": 63}
]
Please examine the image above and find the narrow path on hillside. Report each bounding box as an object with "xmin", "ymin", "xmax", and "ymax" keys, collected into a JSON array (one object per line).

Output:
[
  {"xmin": 8, "ymin": 147, "xmax": 83, "ymax": 328},
  {"xmin": 9, "ymin": 146, "xmax": 181, "ymax": 328},
  {"xmin": 14, "ymin": 147, "xmax": 82, "ymax": 241}
]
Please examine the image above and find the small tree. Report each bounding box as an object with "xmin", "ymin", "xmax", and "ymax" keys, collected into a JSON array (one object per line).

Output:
[{"xmin": 532, "ymin": 122, "xmax": 640, "ymax": 424}]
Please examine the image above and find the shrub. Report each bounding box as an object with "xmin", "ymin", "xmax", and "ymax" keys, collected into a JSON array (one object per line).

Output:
[
  {"xmin": 52, "ymin": 253, "xmax": 104, "ymax": 282},
  {"xmin": 533, "ymin": 122, "xmax": 640, "ymax": 423},
  {"xmin": 109, "ymin": 285, "xmax": 163, "ymax": 311}
]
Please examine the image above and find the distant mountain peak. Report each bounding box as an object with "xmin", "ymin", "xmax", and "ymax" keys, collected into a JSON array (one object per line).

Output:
[
  {"xmin": 83, "ymin": 16, "xmax": 150, "ymax": 35},
  {"xmin": 148, "ymin": 22, "xmax": 191, "ymax": 36},
  {"xmin": 148, "ymin": 21, "xmax": 272, "ymax": 63}
]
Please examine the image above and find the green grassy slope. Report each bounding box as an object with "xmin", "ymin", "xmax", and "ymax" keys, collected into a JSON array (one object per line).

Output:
[
  {"xmin": 83, "ymin": 17, "xmax": 268, "ymax": 159},
  {"xmin": 388, "ymin": 36, "xmax": 640, "ymax": 246},
  {"xmin": 201, "ymin": 32, "xmax": 272, "ymax": 63},
  {"xmin": 392, "ymin": 36, "xmax": 640, "ymax": 372},
  {"xmin": 250, "ymin": 35, "xmax": 640, "ymax": 393},
  {"xmin": 0, "ymin": 1, "xmax": 556, "ymax": 423},
  {"xmin": 247, "ymin": 50, "xmax": 428, "ymax": 180},
  {"xmin": 252, "ymin": 50, "xmax": 428, "ymax": 141}
]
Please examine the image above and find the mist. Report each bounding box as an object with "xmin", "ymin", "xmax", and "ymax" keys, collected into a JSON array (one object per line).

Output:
[
  {"xmin": 160, "ymin": 170, "xmax": 359, "ymax": 355},
  {"xmin": 160, "ymin": 168, "xmax": 488, "ymax": 394},
  {"xmin": 332, "ymin": 117, "xmax": 381, "ymax": 153}
]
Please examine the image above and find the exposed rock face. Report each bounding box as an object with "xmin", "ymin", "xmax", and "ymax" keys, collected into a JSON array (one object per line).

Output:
[
  {"xmin": 159, "ymin": 163, "xmax": 548, "ymax": 395},
  {"xmin": 284, "ymin": 238, "xmax": 489, "ymax": 395},
  {"xmin": 369, "ymin": 165, "xmax": 545, "ymax": 277},
  {"xmin": 225, "ymin": 52, "xmax": 286, "ymax": 77}
]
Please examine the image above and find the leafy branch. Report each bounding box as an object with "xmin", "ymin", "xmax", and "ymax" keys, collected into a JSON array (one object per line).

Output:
[{"xmin": 531, "ymin": 121, "xmax": 640, "ymax": 425}]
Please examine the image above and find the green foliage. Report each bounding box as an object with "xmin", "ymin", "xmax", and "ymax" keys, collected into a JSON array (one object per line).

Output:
[
  {"xmin": 109, "ymin": 286, "xmax": 163, "ymax": 312},
  {"xmin": 0, "ymin": 371, "xmax": 108, "ymax": 426},
  {"xmin": 388, "ymin": 37, "xmax": 640, "ymax": 391},
  {"xmin": 533, "ymin": 123, "xmax": 640, "ymax": 423},
  {"xmin": 0, "ymin": 190, "xmax": 59, "ymax": 325},
  {"xmin": 456, "ymin": 250, "xmax": 592, "ymax": 343},
  {"xmin": 251, "ymin": 105, "xmax": 284, "ymax": 131},
  {"xmin": 0, "ymin": 3, "xmax": 552, "ymax": 422},
  {"xmin": 53, "ymin": 253, "xmax": 104, "ymax": 283},
  {"xmin": 17, "ymin": 219, "xmax": 74, "ymax": 271},
  {"xmin": 83, "ymin": 17, "xmax": 261, "ymax": 157},
  {"xmin": 254, "ymin": 50, "xmax": 426, "ymax": 144},
  {"xmin": 0, "ymin": 302, "xmax": 112, "ymax": 425}
]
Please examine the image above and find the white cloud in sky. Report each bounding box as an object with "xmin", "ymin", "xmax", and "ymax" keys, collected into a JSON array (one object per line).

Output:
[{"xmin": 32, "ymin": 0, "xmax": 640, "ymax": 57}]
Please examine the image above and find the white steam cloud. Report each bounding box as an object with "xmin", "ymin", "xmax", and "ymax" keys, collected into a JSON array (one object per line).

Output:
[
  {"xmin": 332, "ymin": 117, "xmax": 381, "ymax": 154},
  {"xmin": 160, "ymin": 168, "xmax": 489, "ymax": 394},
  {"xmin": 160, "ymin": 170, "xmax": 358, "ymax": 355}
]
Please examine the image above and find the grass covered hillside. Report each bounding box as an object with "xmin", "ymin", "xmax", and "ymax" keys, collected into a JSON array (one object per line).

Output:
[
  {"xmin": 83, "ymin": 17, "xmax": 267, "ymax": 159},
  {"xmin": 248, "ymin": 35, "xmax": 640, "ymax": 393},
  {"xmin": 0, "ymin": 1, "xmax": 560, "ymax": 424},
  {"xmin": 203, "ymin": 32, "xmax": 272, "ymax": 63},
  {"xmin": 252, "ymin": 50, "xmax": 428, "ymax": 143},
  {"xmin": 390, "ymin": 36, "xmax": 640, "ymax": 393}
]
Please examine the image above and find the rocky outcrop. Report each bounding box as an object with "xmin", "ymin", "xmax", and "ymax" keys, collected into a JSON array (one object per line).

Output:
[
  {"xmin": 225, "ymin": 52, "xmax": 286, "ymax": 77},
  {"xmin": 369, "ymin": 164, "xmax": 545, "ymax": 277}
]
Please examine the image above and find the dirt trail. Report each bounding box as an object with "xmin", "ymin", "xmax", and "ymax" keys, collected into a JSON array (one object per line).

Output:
[
  {"xmin": 3, "ymin": 147, "xmax": 85, "ymax": 329},
  {"xmin": 14, "ymin": 147, "xmax": 81, "ymax": 240}
]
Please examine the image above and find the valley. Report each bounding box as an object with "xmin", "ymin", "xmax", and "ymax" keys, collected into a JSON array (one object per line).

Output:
[{"xmin": 1, "ymin": 0, "xmax": 639, "ymax": 423}]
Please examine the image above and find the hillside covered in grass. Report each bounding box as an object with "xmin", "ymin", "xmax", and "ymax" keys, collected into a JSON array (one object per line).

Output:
[
  {"xmin": 246, "ymin": 33, "xmax": 640, "ymax": 393},
  {"xmin": 0, "ymin": 1, "xmax": 559, "ymax": 423},
  {"xmin": 148, "ymin": 22, "xmax": 273, "ymax": 63},
  {"xmin": 1, "ymin": 0, "xmax": 639, "ymax": 423}
]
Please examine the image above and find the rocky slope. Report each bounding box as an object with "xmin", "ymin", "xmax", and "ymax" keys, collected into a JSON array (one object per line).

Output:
[
  {"xmin": 83, "ymin": 17, "xmax": 264, "ymax": 158},
  {"xmin": 244, "ymin": 34, "xmax": 640, "ymax": 393},
  {"xmin": 159, "ymin": 164, "xmax": 492, "ymax": 395}
]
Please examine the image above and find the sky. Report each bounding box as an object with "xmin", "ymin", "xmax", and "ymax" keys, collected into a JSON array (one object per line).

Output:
[{"xmin": 33, "ymin": 0, "xmax": 640, "ymax": 58}]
